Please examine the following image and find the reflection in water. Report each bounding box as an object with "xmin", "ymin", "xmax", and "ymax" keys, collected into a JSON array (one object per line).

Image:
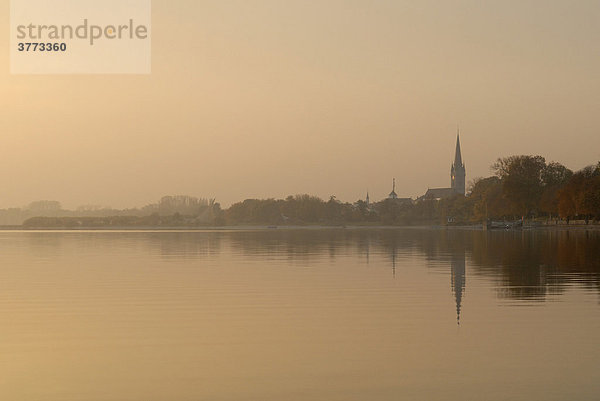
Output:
[
  {"xmin": 469, "ymin": 230, "xmax": 600, "ymax": 301},
  {"xmin": 141, "ymin": 228, "xmax": 599, "ymax": 323},
  {"xmin": 7, "ymin": 228, "xmax": 600, "ymax": 306},
  {"xmin": 148, "ymin": 231, "xmax": 223, "ymax": 259},
  {"xmin": 223, "ymin": 228, "xmax": 597, "ymax": 296},
  {"xmin": 1, "ymin": 228, "xmax": 599, "ymax": 401},
  {"xmin": 5, "ymin": 229, "xmax": 600, "ymax": 299},
  {"xmin": 451, "ymin": 250, "xmax": 466, "ymax": 325}
]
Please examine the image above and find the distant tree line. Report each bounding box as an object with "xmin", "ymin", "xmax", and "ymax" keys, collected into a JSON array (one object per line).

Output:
[
  {"xmin": 11, "ymin": 156, "xmax": 600, "ymax": 228},
  {"xmin": 224, "ymin": 156, "xmax": 600, "ymax": 226},
  {"xmin": 224, "ymin": 195, "xmax": 444, "ymax": 226},
  {"xmin": 16, "ymin": 196, "xmax": 224, "ymax": 227}
]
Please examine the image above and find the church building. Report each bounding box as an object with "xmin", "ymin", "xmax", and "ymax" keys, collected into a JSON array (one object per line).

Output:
[{"xmin": 421, "ymin": 133, "xmax": 466, "ymax": 200}]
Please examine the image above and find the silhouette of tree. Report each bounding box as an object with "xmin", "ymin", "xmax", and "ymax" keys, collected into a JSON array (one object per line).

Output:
[
  {"xmin": 492, "ymin": 155, "xmax": 547, "ymax": 217},
  {"xmin": 540, "ymin": 162, "xmax": 573, "ymax": 217}
]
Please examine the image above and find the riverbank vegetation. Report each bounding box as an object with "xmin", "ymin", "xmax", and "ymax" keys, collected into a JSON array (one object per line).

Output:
[{"xmin": 15, "ymin": 156, "xmax": 600, "ymax": 228}]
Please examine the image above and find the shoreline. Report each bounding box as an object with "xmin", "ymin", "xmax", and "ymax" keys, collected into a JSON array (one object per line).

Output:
[{"xmin": 1, "ymin": 224, "xmax": 599, "ymax": 232}]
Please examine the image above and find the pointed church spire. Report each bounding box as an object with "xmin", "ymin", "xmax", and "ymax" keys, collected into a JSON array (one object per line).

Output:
[
  {"xmin": 454, "ymin": 130, "xmax": 463, "ymax": 167},
  {"xmin": 451, "ymin": 129, "xmax": 466, "ymax": 195}
]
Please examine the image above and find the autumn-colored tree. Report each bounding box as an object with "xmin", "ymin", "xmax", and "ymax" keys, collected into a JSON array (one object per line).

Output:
[
  {"xmin": 468, "ymin": 176, "xmax": 509, "ymax": 220},
  {"xmin": 539, "ymin": 162, "xmax": 573, "ymax": 217},
  {"xmin": 558, "ymin": 164, "xmax": 600, "ymax": 221},
  {"xmin": 492, "ymin": 155, "xmax": 547, "ymax": 217}
]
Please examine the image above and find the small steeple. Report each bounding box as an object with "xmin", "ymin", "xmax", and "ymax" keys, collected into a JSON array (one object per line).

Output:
[
  {"xmin": 388, "ymin": 178, "xmax": 398, "ymax": 199},
  {"xmin": 366, "ymin": 191, "xmax": 370, "ymax": 206}
]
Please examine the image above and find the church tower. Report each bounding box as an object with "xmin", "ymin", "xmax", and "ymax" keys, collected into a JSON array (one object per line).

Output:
[{"xmin": 451, "ymin": 132, "xmax": 466, "ymax": 195}]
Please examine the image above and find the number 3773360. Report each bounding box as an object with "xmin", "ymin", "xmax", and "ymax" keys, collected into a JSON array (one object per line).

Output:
[{"xmin": 18, "ymin": 42, "xmax": 67, "ymax": 52}]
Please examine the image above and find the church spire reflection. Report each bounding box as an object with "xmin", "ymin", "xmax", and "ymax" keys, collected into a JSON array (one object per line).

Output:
[{"xmin": 451, "ymin": 249, "xmax": 466, "ymax": 325}]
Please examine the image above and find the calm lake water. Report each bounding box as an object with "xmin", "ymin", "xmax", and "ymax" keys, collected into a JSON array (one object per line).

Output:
[{"xmin": 1, "ymin": 228, "xmax": 599, "ymax": 401}]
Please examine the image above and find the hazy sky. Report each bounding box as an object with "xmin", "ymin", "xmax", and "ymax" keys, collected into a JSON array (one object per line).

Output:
[{"xmin": 1, "ymin": 0, "xmax": 599, "ymax": 209}]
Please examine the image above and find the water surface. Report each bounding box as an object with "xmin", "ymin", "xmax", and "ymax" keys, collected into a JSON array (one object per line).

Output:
[{"xmin": 1, "ymin": 228, "xmax": 599, "ymax": 400}]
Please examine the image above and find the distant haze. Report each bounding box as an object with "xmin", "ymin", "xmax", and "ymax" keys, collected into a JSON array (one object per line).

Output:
[{"xmin": 1, "ymin": 0, "xmax": 599, "ymax": 209}]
